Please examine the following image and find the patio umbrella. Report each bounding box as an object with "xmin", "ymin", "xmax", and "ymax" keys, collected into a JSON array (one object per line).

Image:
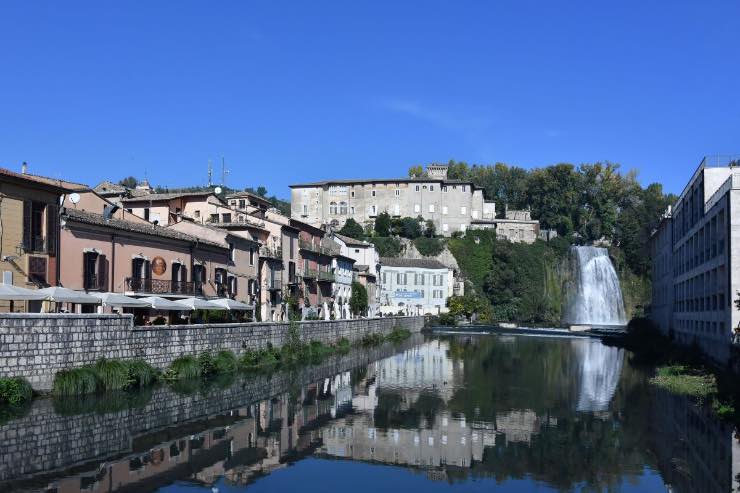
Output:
[
  {"xmin": 38, "ymin": 287, "xmax": 101, "ymax": 304},
  {"xmin": 138, "ymin": 296, "xmax": 192, "ymax": 311},
  {"xmin": 0, "ymin": 284, "xmax": 48, "ymax": 301},
  {"xmin": 209, "ymin": 298, "xmax": 254, "ymax": 311},
  {"xmin": 173, "ymin": 297, "xmax": 227, "ymax": 311},
  {"xmin": 91, "ymin": 292, "xmax": 152, "ymax": 308}
]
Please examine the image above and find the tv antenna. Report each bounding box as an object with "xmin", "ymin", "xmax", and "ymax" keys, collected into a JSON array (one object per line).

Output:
[
  {"xmin": 221, "ymin": 156, "xmax": 230, "ymax": 187},
  {"xmin": 207, "ymin": 160, "xmax": 213, "ymax": 187}
]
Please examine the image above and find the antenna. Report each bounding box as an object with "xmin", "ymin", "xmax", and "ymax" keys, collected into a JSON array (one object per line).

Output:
[
  {"xmin": 207, "ymin": 160, "xmax": 213, "ymax": 187},
  {"xmin": 221, "ymin": 156, "xmax": 230, "ymax": 187}
]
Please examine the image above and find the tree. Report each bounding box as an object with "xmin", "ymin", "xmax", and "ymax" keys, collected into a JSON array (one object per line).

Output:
[
  {"xmin": 424, "ymin": 220, "xmax": 436, "ymax": 238},
  {"xmin": 349, "ymin": 282, "xmax": 368, "ymax": 316},
  {"xmin": 338, "ymin": 218, "xmax": 364, "ymax": 239},
  {"xmin": 408, "ymin": 165, "xmax": 425, "ymax": 178},
  {"xmin": 375, "ymin": 212, "xmax": 391, "ymax": 237},
  {"xmin": 393, "ymin": 216, "xmax": 422, "ymax": 239},
  {"xmin": 118, "ymin": 176, "xmax": 138, "ymax": 189},
  {"xmin": 256, "ymin": 186, "xmax": 268, "ymax": 197},
  {"xmin": 447, "ymin": 294, "xmax": 484, "ymax": 322}
]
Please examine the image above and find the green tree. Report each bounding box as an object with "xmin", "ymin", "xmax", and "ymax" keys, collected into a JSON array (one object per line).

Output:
[
  {"xmin": 118, "ymin": 176, "xmax": 138, "ymax": 189},
  {"xmin": 424, "ymin": 219, "xmax": 436, "ymax": 238},
  {"xmin": 447, "ymin": 294, "xmax": 484, "ymax": 322},
  {"xmin": 407, "ymin": 165, "xmax": 425, "ymax": 178},
  {"xmin": 255, "ymin": 186, "xmax": 268, "ymax": 197},
  {"xmin": 375, "ymin": 212, "xmax": 391, "ymax": 236},
  {"xmin": 392, "ymin": 216, "xmax": 422, "ymax": 239},
  {"xmin": 349, "ymin": 282, "xmax": 368, "ymax": 316},
  {"xmin": 338, "ymin": 218, "xmax": 365, "ymax": 239}
]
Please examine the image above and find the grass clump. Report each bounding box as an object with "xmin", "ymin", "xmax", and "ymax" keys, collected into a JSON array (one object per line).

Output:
[
  {"xmin": 94, "ymin": 359, "xmax": 130, "ymax": 391},
  {"xmin": 126, "ymin": 359, "xmax": 159, "ymax": 387},
  {"xmin": 334, "ymin": 338, "xmax": 351, "ymax": 354},
  {"xmin": 53, "ymin": 367, "xmax": 100, "ymax": 396},
  {"xmin": 651, "ymin": 366, "xmax": 717, "ymax": 401},
  {"xmin": 213, "ymin": 350, "xmax": 238, "ymax": 373},
  {"xmin": 386, "ymin": 327, "xmax": 412, "ymax": 343},
  {"xmin": 361, "ymin": 333, "xmax": 385, "ymax": 347},
  {"xmin": 165, "ymin": 355, "xmax": 202, "ymax": 380},
  {"xmin": 0, "ymin": 377, "xmax": 33, "ymax": 405}
]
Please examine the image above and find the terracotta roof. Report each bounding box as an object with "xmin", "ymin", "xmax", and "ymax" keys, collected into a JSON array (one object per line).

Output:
[
  {"xmin": 0, "ymin": 167, "xmax": 85, "ymax": 193},
  {"xmin": 120, "ymin": 190, "xmax": 219, "ymax": 203},
  {"xmin": 379, "ymin": 257, "xmax": 448, "ymax": 270},
  {"xmin": 93, "ymin": 180, "xmax": 129, "ymax": 195},
  {"xmin": 333, "ymin": 233, "xmax": 371, "ymax": 248},
  {"xmin": 62, "ymin": 208, "xmax": 226, "ymax": 249}
]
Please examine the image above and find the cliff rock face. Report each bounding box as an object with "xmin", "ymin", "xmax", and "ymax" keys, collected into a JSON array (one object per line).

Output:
[{"xmin": 399, "ymin": 238, "xmax": 460, "ymax": 272}]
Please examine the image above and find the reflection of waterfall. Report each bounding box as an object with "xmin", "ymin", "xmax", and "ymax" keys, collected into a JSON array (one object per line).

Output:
[
  {"xmin": 574, "ymin": 340, "xmax": 624, "ymax": 412},
  {"xmin": 563, "ymin": 246, "xmax": 627, "ymax": 326}
]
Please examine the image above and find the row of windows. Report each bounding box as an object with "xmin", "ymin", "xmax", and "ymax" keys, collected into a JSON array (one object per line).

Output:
[
  {"xmin": 673, "ymin": 208, "xmax": 726, "ymax": 275},
  {"xmin": 339, "ymin": 183, "xmax": 470, "ymax": 198},
  {"xmin": 675, "ymin": 319, "xmax": 727, "ymax": 337},
  {"xmin": 382, "ymin": 272, "xmax": 445, "ymax": 286}
]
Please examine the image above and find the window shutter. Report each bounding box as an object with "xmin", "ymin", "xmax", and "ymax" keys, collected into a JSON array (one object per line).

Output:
[
  {"xmin": 144, "ymin": 260, "xmax": 151, "ymax": 279},
  {"xmin": 97, "ymin": 254, "xmax": 107, "ymax": 291},
  {"xmin": 46, "ymin": 204, "xmax": 58, "ymax": 255},
  {"xmin": 22, "ymin": 201, "xmax": 31, "ymax": 250},
  {"xmin": 82, "ymin": 253, "xmax": 89, "ymax": 288}
]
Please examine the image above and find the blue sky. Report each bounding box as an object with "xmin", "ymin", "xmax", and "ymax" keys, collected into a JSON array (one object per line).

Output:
[{"xmin": 1, "ymin": 1, "xmax": 739, "ymax": 199}]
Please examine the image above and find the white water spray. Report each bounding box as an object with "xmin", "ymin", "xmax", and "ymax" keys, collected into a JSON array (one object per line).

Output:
[{"xmin": 563, "ymin": 246, "xmax": 627, "ymax": 326}]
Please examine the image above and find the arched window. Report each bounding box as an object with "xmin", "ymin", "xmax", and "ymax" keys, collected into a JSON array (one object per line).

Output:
[
  {"xmin": 339, "ymin": 201, "xmax": 348, "ymax": 215},
  {"xmin": 329, "ymin": 202, "xmax": 338, "ymax": 215}
]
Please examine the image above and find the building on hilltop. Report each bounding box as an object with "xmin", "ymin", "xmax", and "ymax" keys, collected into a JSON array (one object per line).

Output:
[
  {"xmin": 378, "ymin": 257, "xmax": 452, "ymax": 316},
  {"xmin": 649, "ymin": 155, "xmax": 740, "ymax": 364},
  {"xmin": 468, "ymin": 205, "xmax": 540, "ymax": 243},
  {"xmin": 290, "ymin": 164, "xmax": 489, "ymax": 237}
]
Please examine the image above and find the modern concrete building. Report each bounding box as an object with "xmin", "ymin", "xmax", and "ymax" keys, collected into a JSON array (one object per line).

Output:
[
  {"xmin": 378, "ymin": 257, "xmax": 451, "ymax": 315},
  {"xmin": 649, "ymin": 155, "xmax": 740, "ymax": 363},
  {"xmin": 290, "ymin": 164, "xmax": 488, "ymax": 236}
]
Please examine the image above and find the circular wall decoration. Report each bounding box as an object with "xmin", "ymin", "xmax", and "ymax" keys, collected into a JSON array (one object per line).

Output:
[{"xmin": 152, "ymin": 256, "xmax": 167, "ymax": 276}]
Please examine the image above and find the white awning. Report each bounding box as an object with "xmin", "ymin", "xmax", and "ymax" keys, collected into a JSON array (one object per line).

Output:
[
  {"xmin": 0, "ymin": 284, "xmax": 48, "ymax": 301},
  {"xmin": 209, "ymin": 298, "xmax": 255, "ymax": 311},
  {"xmin": 173, "ymin": 297, "xmax": 226, "ymax": 311},
  {"xmin": 38, "ymin": 287, "xmax": 101, "ymax": 304},
  {"xmin": 91, "ymin": 292, "xmax": 152, "ymax": 308},
  {"xmin": 138, "ymin": 296, "xmax": 191, "ymax": 311}
]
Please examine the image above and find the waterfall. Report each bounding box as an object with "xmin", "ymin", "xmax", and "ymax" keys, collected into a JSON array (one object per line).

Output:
[
  {"xmin": 573, "ymin": 339, "xmax": 624, "ymax": 412},
  {"xmin": 563, "ymin": 246, "xmax": 627, "ymax": 326}
]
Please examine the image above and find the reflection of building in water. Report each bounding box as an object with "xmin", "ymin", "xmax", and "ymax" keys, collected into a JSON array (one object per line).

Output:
[
  {"xmin": 369, "ymin": 340, "xmax": 464, "ymax": 401},
  {"xmin": 572, "ymin": 339, "xmax": 624, "ymax": 412}
]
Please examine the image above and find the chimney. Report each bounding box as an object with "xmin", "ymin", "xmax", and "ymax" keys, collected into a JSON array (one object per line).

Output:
[{"xmin": 21, "ymin": 162, "xmax": 27, "ymax": 174}]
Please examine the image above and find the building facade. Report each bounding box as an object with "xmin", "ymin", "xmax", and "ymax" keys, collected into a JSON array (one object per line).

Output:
[
  {"xmin": 330, "ymin": 233, "xmax": 380, "ymax": 317},
  {"xmin": 649, "ymin": 155, "xmax": 740, "ymax": 363},
  {"xmin": 378, "ymin": 258, "xmax": 451, "ymax": 316},
  {"xmin": 290, "ymin": 165, "xmax": 486, "ymax": 236}
]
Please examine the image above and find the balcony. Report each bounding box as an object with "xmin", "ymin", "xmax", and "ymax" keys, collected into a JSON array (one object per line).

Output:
[
  {"xmin": 260, "ymin": 245, "xmax": 283, "ymax": 260},
  {"xmin": 318, "ymin": 270, "xmax": 335, "ymax": 282},
  {"xmin": 268, "ymin": 278, "xmax": 282, "ymax": 291},
  {"xmin": 126, "ymin": 277, "xmax": 203, "ymax": 296},
  {"xmin": 301, "ymin": 269, "xmax": 318, "ymax": 280},
  {"xmin": 299, "ymin": 239, "xmax": 334, "ymax": 256}
]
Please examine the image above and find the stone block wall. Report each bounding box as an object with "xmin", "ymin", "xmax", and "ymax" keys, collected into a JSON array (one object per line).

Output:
[{"xmin": 0, "ymin": 314, "xmax": 425, "ymax": 390}]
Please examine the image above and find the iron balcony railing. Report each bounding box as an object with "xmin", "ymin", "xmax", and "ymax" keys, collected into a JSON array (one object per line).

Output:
[
  {"xmin": 301, "ymin": 269, "xmax": 318, "ymax": 280},
  {"xmin": 260, "ymin": 245, "xmax": 283, "ymax": 260},
  {"xmin": 126, "ymin": 277, "xmax": 203, "ymax": 295},
  {"xmin": 299, "ymin": 239, "xmax": 334, "ymax": 256},
  {"xmin": 318, "ymin": 270, "xmax": 335, "ymax": 282},
  {"xmin": 268, "ymin": 278, "xmax": 282, "ymax": 291},
  {"xmin": 84, "ymin": 274, "xmax": 104, "ymax": 291}
]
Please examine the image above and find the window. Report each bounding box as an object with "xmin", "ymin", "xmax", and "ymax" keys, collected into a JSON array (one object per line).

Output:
[
  {"xmin": 395, "ymin": 189, "xmax": 400, "ymax": 196},
  {"xmin": 249, "ymin": 247, "xmax": 255, "ymax": 265},
  {"xmin": 351, "ymin": 190, "xmax": 355, "ymax": 198},
  {"xmin": 442, "ymin": 223, "xmax": 449, "ymax": 232},
  {"xmin": 419, "ymin": 274, "xmax": 425, "ymax": 286},
  {"xmin": 194, "ymin": 210, "xmax": 200, "ymax": 218},
  {"xmin": 230, "ymin": 200, "xmax": 236, "ymax": 206},
  {"xmin": 229, "ymin": 242, "xmax": 235, "ymax": 262},
  {"xmin": 396, "ymin": 273, "xmax": 403, "ymax": 285},
  {"xmin": 228, "ymin": 276, "xmax": 237, "ymax": 297},
  {"xmin": 302, "ymin": 204, "xmax": 308, "ymax": 216},
  {"xmin": 339, "ymin": 201, "xmax": 348, "ymax": 214},
  {"xmin": 192, "ymin": 264, "xmax": 205, "ymax": 294},
  {"xmin": 144, "ymin": 208, "xmax": 150, "ymax": 221},
  {"xmin": 210, "ymin": 213, "xmax": 219, "ymax": 223},
  {"xmin": 429, "ymin": 185, "xmax": 434, "ymax": 192},
  {"xmin": 239, "ymin": 199, "xmax": 246, "ymax": 209},
  {"xmin": 414, "ymin": 204, "xmax": 421, "ymax": 213},
  {"xmin": 442, "ymin": 186, "xmax": 448, "ymax": 193},
  {"xmin": 415, "ymin": 185, "xmax": 419, "ymax": 192},
  {"xmin": 371, "ymin": 190, "xmax": 376, "ymax": 197},
  {"xmin": 442, "ymin": 206, "xmax": 448, "ymax": 215},
  {"xmin": 462, "ymin": 185, "xmax": 466, "ymax": 192},
  {"xmin": 460, "ymin": 206, "xmax": 467, "ymax": 215},
  {"xmin": 221, "ymin": 213, "xmax": 231, "ymax": 223},
  {"xmin": 429, "ymin": 204, "xmax": 435, "ymax": 213},
  {"xmin": 84, "ymin": 252, "xmax": 105, "ymax": 290},
  {"xmin": 330, "ymin": 202, "xmax": 338, "ymax": 215},
  {"xmin": 28, "ymin": 256, "xmax": 47, "ymax": 284},
  {"xmin": 350, "ymin": 206, "xmax": 355, "ymax": 214},
  {"xmin": 394, "ymin": 203, "xmax": 400, "ymax": 216},
  {"xmin": 371, "ymin": 205, "xmax": 377, "ymax": 216},
  {"xmin": 472, "ymin": 210, "xmax": 479, "ymax": 219}
]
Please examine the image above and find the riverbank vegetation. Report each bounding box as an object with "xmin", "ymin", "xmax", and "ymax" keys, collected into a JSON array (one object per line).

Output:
[
  {"xmin": 620, "ymin": 318, "xmax": 738, "ymax": 423},
  {"xmin": 53, "ymin": 359, "xmax": 160, "ymax": 396},
  {"xmin": 0, "ymin": 377, "xmax": 33, "ymax": 405}
]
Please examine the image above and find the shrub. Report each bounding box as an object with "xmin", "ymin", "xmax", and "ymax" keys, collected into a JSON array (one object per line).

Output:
[
  {"xmin": 53, "ymin": 367, "xmax": 100, "ymax": 396},
  {"xmin": 125, "ymin": 360, "xmax": 159, "ymax": 387},
  {"xmin": 0, "ymin": 377, "xmax": 33, "ymax": 405},
  {"xmin": 414, "ymin": 237, "xmax": 444, "ymax": 256},
  {"xmin": 213, "ymin": 350, "xmax": 238, "ymax": 373},
  {"xmin": 198, "ymin": 352, "xmax": 216, "ymax": 376},
  {"xmin": 165, "ymin": 356, "xmax": 202, "ymax": 380},
  {"xmin": 387, "ymin": 327, "xmax": 411, "ymax": 343},
  {"xmin": 438, "ymin": 313, "xmax": 457, "ymax": 326},
  {"xmin": 369, "ymin": 237, "xmax": 403, "ymax": 257},
  {"xmin": 361, "ymin": 333, "xmax": 385, "ymax": 347},
  {"xmin": 94, "ymin": 359, "xmax": 130, "ymax": 391},
  {"xmin": 335, "ymin": 338, "xmax": 352, "ymax": 354}
]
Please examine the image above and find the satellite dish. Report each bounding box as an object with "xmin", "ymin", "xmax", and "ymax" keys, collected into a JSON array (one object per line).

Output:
[
  {"xmin": 69, "ymin": 193, "xmax": 81, "ymax": 204},
  {"xmin": 214, "ymin": 186, "xmax": 223, "ymax": 195}
]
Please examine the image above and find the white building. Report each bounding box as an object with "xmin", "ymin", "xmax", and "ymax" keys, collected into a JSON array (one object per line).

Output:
[
  {"xmin": 378, "ymin": 257, "xmax": 452, "ymax": 316},
  {"xmin": 649, "ymin": 155, "xmax": 740, "ymax": 364},
  {"xmin": 330, "ymin": 233, "xmax": 380, "ymax": 316},
  {"xmin": 332, "ymin": 253, "xmax": 355, "ymax": 319},
  {"xmin": 290, "ymin": 164, "xmax": 487, "ymax": 236}
]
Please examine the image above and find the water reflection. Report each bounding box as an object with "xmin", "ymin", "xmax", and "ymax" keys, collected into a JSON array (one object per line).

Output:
[{"xmin": 1, "ymin": 335, "xmax": 738, "ymax": 493}]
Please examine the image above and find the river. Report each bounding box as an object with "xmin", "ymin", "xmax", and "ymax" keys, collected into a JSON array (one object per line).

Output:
[{"xmin": 1, "ymin": 334, "xmax": 738, "ymax": 493}]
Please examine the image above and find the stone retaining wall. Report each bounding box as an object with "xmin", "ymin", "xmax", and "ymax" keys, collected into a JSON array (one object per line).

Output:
[{"xmin": 0, "ymin": 315, "xmax": 425, "ymax": 390}]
